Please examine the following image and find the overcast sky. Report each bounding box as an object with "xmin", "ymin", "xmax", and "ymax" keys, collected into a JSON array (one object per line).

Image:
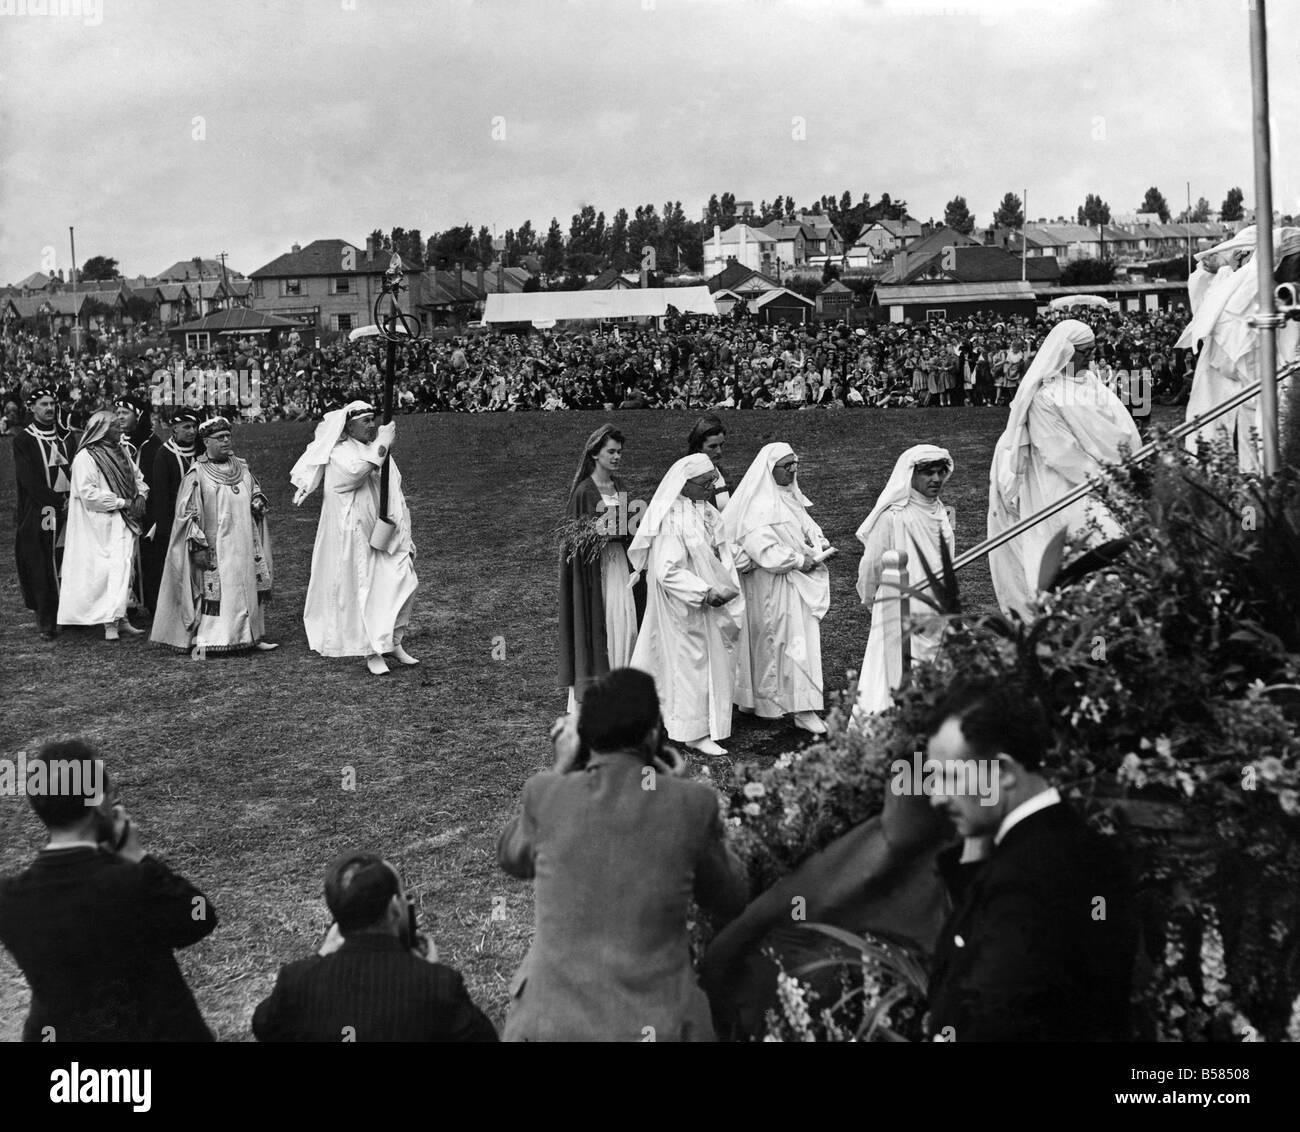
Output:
[{"xmin": 2, "ymin": 0, "xmax": 1297, "ymax": 282}]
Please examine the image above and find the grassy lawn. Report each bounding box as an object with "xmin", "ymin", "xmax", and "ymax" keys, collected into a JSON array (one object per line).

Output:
[{"xmin": 2, "ymin": 404, "xmax": 1165, "ymax": 1040}]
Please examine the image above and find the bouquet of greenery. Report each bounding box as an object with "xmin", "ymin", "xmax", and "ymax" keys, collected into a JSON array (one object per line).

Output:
[{"xmin": 553, "ymin": 515, "xmax": 609, "ymax": 567}]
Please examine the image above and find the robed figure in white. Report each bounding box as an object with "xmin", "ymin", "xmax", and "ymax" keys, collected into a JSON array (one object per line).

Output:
[
  {"xmin": 629, "ymin": 453, "xmax": 745, "ymax": 756},
  {"xmin": 151, "ymin": 418, "xmax": 276, "ymax": 654},
  {"xmin": 722, "ymin": 443, "xmax": 831, "ymax": 735},
  {"xmin": 1177, "ymin": 225, "xmax": 1300, "ymax": 471},
  {"xmin": 57, "ymin": 410, "xmax": 149, "ymax": 640},
  {"xmin": 987, "ymin": 319, "xmax": 1141, "ymax": 620},
  {"xmin": 291, "ymin": 401, "xmax": 419, "ymax": 675},
  {"xmin": 854, "ymin": 445, "xmax": 954, "ymax": 718}
]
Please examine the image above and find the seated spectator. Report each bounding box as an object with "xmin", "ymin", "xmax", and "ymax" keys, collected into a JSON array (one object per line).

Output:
[
  {"xmin": 0, "ymin": 740, "xmax": 219, "ymax": 1041},
  {"xmin": 498, "ymin": 668, "xmax": 749, "ymax": 1041},
  {"xmin": 252, "ymin": 851, "xmax": 497, "ymax": 1042}
]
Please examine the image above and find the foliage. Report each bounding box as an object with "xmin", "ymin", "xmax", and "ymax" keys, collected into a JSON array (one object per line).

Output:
[
  {"xmin": 80, "ymin": 255, "xmax": 119, "ymax": 281},
  {"xmin": 943, "ymin": 195, "xmax": 975, "ymax": 235},
  {"xmin": 553, "ymin": 515, "xmax": 608, "ymax": 566},
  {"xmin": 1140, "ymin": 187, "xmax": 1171, "ymax": 224},
  {"xmin": 1220, "ymin": 187, "xmax": 1245, "ymax": 223},
  {"xmin": 1077, "ymin": 192, "xmax": 1112, "ymax": 226},
  {"xmin": 992, "ymin": 191, "xmax": 1023, "ymax": 230},
  {"xmin": 730, "ymin": 426, "xmax": 1300, "ymax": 1040},
  {"xmin": 1060, "ymin": 257, "xmax": 1117, "ymax": 286}
]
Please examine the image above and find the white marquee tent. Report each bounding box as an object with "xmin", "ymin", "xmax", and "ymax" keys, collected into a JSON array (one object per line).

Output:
[{"xmin": 482, "ymin": 286, "xmax": 719, "ymax": 326}]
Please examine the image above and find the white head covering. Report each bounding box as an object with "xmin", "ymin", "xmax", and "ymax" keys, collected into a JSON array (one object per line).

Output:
[
  {"xmin": 855, "ymin": 444, "xmax": 953, "ymax": 603},
  {"xmin": 721, "ymin": 442, "xmax": 811, "ymax": 544},
  {"xmin": 290, "ymin": 400, "xmax": 374, "ymax": 506},
  {"xmin": 989, "ymin": 319, "xmax": 1094, "ymax": 511},
  {"xmin": 627, "ymin": 453, "xmax": 715, "ymax": 574}
]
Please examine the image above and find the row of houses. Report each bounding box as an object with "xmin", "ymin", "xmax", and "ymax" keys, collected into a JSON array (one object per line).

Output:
[{"xmin": 704, "ymin": 213, "xmax": 1249, "ymax": 280}]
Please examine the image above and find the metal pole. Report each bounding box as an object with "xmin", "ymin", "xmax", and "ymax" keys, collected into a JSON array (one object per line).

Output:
[
  {"xmin": 68, "ymin": 226, "xmax": 79, "ymax": 354},
  {"xmin": 1021, "ymin": 189, "xmax": 1027, "ymax": 282},
  {"xmin": 1248, "ymin": 0, "xmax": 1280, "ymax": 475},
  {"xmin": 1186, "ymin": 181, "xmax": 1192, "ymax": 276}
]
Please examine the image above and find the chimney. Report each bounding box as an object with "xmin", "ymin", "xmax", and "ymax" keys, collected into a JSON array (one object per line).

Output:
[
  {"xmin": 365, "ymin": 237, "xmax": 374, "ymax": 261},
  {"xmin": 291, "ymin": 242, "xmax": 301, "ymax": 254}
]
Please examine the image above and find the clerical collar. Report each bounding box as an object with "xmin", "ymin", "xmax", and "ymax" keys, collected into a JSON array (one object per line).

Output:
[{"xmin": 995, "ymin": 787, "xmax": 1061, "ymax": 845}]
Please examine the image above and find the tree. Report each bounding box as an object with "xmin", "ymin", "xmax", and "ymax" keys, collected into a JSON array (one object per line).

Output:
[
  {"xmin": 81, "ymin": 255, "xmax": 119, "ymax": 281},
  {"xmin": 822, "ymin": 261, "xmax": 841, "ymax": 284},
  {"xmin": 1060, "ymin": 257, "xmax": 1116, "ymax": 286},
  {"xmin": 515, "ymin": 220, "xmax": 537, "ymax": 257},
  {"xmin": 367, "ymin": 229, "xmax": 391, "ymax": 253},
  {"xmin": 427, "ymin": 225, "xmax": 475, "ymax": 269},
  {"xmin": 1140, "ymin": 186, "xmax": 1171, "ymax": 223},
  {"xmin": 607, "ymin": 208, "xmax": 630, "ymax": 271},
  {"xmin": 783, "ymin": 195, "xmax": 795, "ymax": 219},
  {"xmin": 1178, "ymin": 197, "xmax": 1212, "ymax": 223},
  {"xmin": 943, "ymin": 196, "xmax": 975, "ymax": 235},
  {"xmin": 1076, "ymin": 193, "xmax": 1112, "ymax": 226},
  {"xmin": 627, "ymin": 204, "xmax": 662, "ymax": 269},
  {"xmin": 992, "ymin": 192, "xmax": 1024, "ymax": 229},
  {"xmin": 541, "ymin": 218, "xmax": 565, "ymax": 276},
  {"xmin": 476, "ymin": 226, "xmax": 494, "ymax": 267},
  {"xmin": 1220, "ymin": 186, "xmax": 1246, "ymax": 222}
]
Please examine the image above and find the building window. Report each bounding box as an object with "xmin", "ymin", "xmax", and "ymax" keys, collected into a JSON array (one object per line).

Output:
[
  {"xmin": 925, "ymin": 310, "xmax": 947, "ymax": 323},
  {"xmin": 333, "ymin": 277, "xmax": 351, "ymax": 295},
  {"xmin": 332, "ymin": 313, "xmax": 353, "ymax": 333},
  {"xmin": 185, "ymin": 332, "xmax": 211, "ymax": 352},
  {"xmin": 253, "ymin": 280, "xmax": 263, "ymax": 298},
  {"xmin": 284, "ymin": 278, "xmax": 302, "ymax": 297}
]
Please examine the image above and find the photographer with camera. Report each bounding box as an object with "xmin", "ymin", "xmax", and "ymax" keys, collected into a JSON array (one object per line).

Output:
[
  {"xmin": 498, "ymin": 667, "xmax": 749, "ymax": 1041},
  {"xmin": 0, "ymin": 740, "xmax": 219, "ymax": 1041},
  {"xmin": 252, "ymin": 851, "xmax": 497, "ymax": 1042}
]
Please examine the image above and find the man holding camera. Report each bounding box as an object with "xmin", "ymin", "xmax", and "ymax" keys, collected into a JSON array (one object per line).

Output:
[
  {"xmin": 498, "ymin": 668, "xmax": 750, "ymax": 1041},
  {"xmin": 252, "ymin": 851, "xmax": 497, "ymax": 1042},
  {"xmin": 0, "ymin": 741, "xmax": 219, "ymax": 1041}
]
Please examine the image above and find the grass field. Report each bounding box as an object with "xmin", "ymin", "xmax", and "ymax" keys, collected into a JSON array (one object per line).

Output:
[{"xmin": 1, "ymin": 403, "xmax": 1082, "ymax": 1040}]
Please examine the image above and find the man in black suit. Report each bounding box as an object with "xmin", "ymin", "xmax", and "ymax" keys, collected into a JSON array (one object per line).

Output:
[
  {"xmin": 252, "ymin": 851, "xmax": 497, "ymax": 1042},
  {"xmin": 0, "ymin": 741, "xmax": 218, "ymax": 1041},
  {"xmin": 923, "ymin": 679, "xmax": 1137, "ymax": 1042}
]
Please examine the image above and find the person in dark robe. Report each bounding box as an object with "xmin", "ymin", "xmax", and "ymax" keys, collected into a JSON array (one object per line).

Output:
[
  {"xmin": 558, "ymin": 424, "xmax": 644, "ymax": 714},
  {"xmin": 115, "ymin": 396, "xmax": 160, "ymax": 611},
  {"xmin": 141, "ymin": 409, "xmax": 199, "ymax": 613},
  {"xmin": 12, "ymin": 387, "xmax": 75, "ymax": 640},
  {"xmin": 686, "ymin": 415, "xmax": 730, "ymax": 511}
]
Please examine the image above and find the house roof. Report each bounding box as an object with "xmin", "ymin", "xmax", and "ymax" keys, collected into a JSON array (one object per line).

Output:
[
  {"xmin": 1036, "ymin": 223, "xmax": 1102, "ymax": 243},
  {"xmin": 14, "ymin": 271, "xmax": 53, "ymax": 290},
  {"xmin": 873, "ymin": 218, "xmax": 924, "ymax": 239},
  {"xmin": 419, "ymin": 269, "xmax": 483, "ymax": 307},
  {"xmin": 711, "ymin": 223, "xmax": 776, "ymax": 246},
  {"xmin": 251, "ymin": 240, "xmax": 418, "ymax": 279},
  {"xmin": 760, "ymin": 221, "xmax": 807, "ymax": 241},
  {"xmin": 707, "ymin": 262, "xmax": 780, "ymax": 294},
  {"xmin": 154, "ymin": 259, "xmax": 244, "ymax": 281},
  {"xmin": 874, "ymin": 281, "xmax": 1037, "ymax": 305},
  {"xmin": 582, "ymin": 268, "xmax": 636, "ymax": 290},
  {"xmin": 8, "ymin": 292, "xmax": 114, "ymax": 317},
  {"xmin": 888, "ymin": 246, "xmax": 1060, "ymax": 286},
  {"xmin": 893, "ymin": 226, "xmax": 981, "ymax": 263},
  {"xmin": 156, "ymin": 283, "xmax": 193, "ymax": 301},
  {"xmin": 818, "ymin": 279, "xmax": 852, "ymax": 293},
  {"xmin": 754, "ymin": 287, "xmax": 814, "ymax": 308},
  {"xmin": 171, "ymin": 307, "xmax": 305, "ymax": 333},
  {"xmin": 795, "ymin": 213, "xmax": 838, "ymax": 238}
]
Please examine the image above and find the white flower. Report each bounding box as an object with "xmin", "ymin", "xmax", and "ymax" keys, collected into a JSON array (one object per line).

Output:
[
  {"xmin": 1155, "ymin": 736, "xmax": 1173, "ymax": 760},
  {"xmin": 743, "ymin": 781, "xmax": 766, "ymax": 800},
  {"xmin": 743, "ymin": 802, "xmax": 761, "ymax": 817}
]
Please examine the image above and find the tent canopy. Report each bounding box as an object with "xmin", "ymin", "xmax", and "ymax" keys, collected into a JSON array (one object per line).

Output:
[
  {"xmin": 482, "ymin": 286, "xmax": 718, "ymax": 324},
  {"xmin": 1048, "ymin": 294, "xmax": 1113, "ymax": 311}
]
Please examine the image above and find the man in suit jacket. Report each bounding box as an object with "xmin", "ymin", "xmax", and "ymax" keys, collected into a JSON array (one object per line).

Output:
[
  {"xmin": 498, "ymin": 668, "xmax": 750, "ymax": 1041},
  {"xmin": 923, "ymin": 679, "xmax": 1137, "ymax": 1042},
  {"xmin": 252, "ymin": 851, "xmax": 497, "ymax": 1042},
  {"xmin": 0, "ymin": 741, "xmax": 218, "ymax": 1041}
]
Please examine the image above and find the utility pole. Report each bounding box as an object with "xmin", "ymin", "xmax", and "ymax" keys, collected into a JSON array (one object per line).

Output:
[
  {"xmin": 1186, "ymin": 181, "xmax": 1193, "ymax": 276},
  {"xmin": 1021, "ymin": 189, "xmax": 1028, "ymax": 282},
  {"xmin": 69, "ymin": 226, "xmax": 81, "ymax": 354},
  {"xmin": 218, "ymin": 251, "xmax": 230, "ymax": 308}
]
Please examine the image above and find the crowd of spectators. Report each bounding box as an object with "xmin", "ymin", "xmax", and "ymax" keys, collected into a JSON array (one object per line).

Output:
[{"xmin": 2, "ymin": 304, "xmax": 1195, "ymax": 432}]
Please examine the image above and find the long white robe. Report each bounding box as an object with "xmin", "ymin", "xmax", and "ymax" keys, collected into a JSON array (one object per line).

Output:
[
  {"xmin": 1181, "ymin": 259, "xmax": 1300, "ymax": 471},
  {"xmin": 733, "ymin": 517, "xmax": 829, "ymax": 717},
  {"xmin": 988, "ymin": 372, "xmax": 1140, "ymax": 619},
  {"xmin": 855, "ymin": 497, "xmax": 952, "ymax": 716},
  {"xmin": 57, "ymin": 449, "xmax": 147, "ymax": 626},
  {"xmin": 303, "ymin": 437, "xmax": 418, "ymax": 657},
  {"xmin": 630, "ymin": 500, "xmax": 744, "ymax": 743}
]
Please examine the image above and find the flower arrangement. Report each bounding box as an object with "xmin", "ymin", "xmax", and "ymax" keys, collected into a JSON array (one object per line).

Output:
[
  {"xmin": 727, "ymin": 420, "xmax": 1300, "ymax": 1041},
  {"xmin": 553, "ymin": 514, "xmax": 609, "ymax": 567}
]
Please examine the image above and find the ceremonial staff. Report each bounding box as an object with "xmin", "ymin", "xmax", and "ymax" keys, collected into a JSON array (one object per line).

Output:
[{"xmin": 350, "ymin": 253, "xmax": 421, "ymax": 550}]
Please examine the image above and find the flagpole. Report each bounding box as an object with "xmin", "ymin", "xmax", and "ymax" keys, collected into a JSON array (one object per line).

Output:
[
  {"xmin": 1248, "ymin": 0, "xmax": 1280, "ymax": 475},
  {"xmin": 1021, "ymin": 189, "xmax": 1027, "ymax": 282}
]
